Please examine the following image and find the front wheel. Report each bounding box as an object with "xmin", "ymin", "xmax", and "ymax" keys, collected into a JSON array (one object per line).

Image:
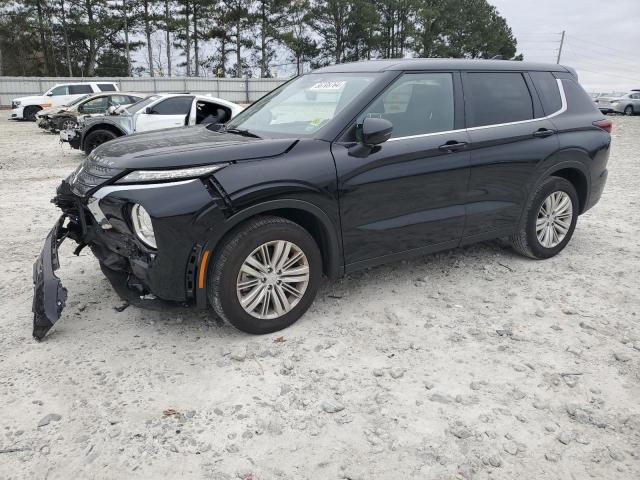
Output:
[
  {"xmin": 511, "ymin": 176, "xmax": 579, "ymax": 259},
  {"xmin": 83, "ymin": 129, "xmax": 118, "ymax": 155},
  {"xmin": 24, "ymin": 106, "xmax": 41, "ymax": 122},
  {"xmin": 624, "ymin": 105, "xmax": 634, "ymax": 116},
  {"xmin": 208, "ymin": 216, "xmax": 322, "ymax": 334}
]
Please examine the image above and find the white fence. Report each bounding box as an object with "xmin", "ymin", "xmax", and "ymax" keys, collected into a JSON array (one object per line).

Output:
[{"xmin": 0, "ymin": 76, "xmax": 289, "ymax": 107}]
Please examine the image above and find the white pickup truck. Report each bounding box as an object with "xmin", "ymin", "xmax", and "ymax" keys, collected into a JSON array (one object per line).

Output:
[{"xmin": 9, "ymin": 82, "xmax": 119, "ymax": 121}]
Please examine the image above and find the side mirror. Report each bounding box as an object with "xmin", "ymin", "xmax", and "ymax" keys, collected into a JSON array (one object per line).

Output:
[
  {"xmin": 349, "ymin": 117, "xmax": 393, "ymax": 157},
  {"xmin": 46, "ymin": 92, "xmax": 53, "ymax": 97},
  {"xmin": 106, "ymin": 105, "xmax": 117, "ymax": 115},
  {"xmin": 359, "ymin": 117, "xmax": 393, "ymax": 146},
  {"xmin": 145, "ymin": 106, "xmax": 154, "ymax": 114}
]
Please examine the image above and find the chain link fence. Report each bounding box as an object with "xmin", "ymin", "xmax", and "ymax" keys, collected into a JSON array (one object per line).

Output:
[{"xmin": 0, "ymin": 76, "xmax": 290, "ymax": 107}]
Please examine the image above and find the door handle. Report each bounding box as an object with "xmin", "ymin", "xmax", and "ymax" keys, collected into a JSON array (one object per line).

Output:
[
  {"xmin": 438, "ymin": 141, "xmax": 467, "ymax": 152},
  {"xmin": 533, "ymin": 128, "xmax": 556, "ymax": 138}
]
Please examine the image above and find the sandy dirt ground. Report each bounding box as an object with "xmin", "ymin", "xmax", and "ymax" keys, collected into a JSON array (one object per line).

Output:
[{"xmin": 0, "ymin": 114, "xmax": 639, "ymax": 480}]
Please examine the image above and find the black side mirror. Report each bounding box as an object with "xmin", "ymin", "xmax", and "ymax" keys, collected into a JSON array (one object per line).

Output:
[
  {"xmin": 360, "ymin": 117, "xmax": 393, "ymax": 145},
  {"xmin": 350, "ymin": 117, "xmax": 393, "ymax": 157},
  {"xmin": 145, "ymin": 106, "xmax": 154, "ymax": 114}
]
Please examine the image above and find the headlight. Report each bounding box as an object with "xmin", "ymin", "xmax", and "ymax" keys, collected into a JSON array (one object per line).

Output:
[
  {"xmin": 131, "ymin": 204, "xmax": 157, "ymax": 248},
  {"xmin": 14, "ymin": 101, "xmax": 21, "ymax": 107},
  {"xmin": 116, "ymin": 164, "xmax": 227, "ymax": 184}
]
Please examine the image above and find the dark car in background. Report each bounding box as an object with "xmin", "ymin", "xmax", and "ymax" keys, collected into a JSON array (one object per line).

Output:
[{"xmin": 33, "ymin": 59, "xmax": 611, "ymax": 339}]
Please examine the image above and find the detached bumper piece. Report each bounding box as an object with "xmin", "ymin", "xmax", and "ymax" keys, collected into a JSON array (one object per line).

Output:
[{"xmin": 32, "ymin": 215, "xmax": 68, "ymax": 340}]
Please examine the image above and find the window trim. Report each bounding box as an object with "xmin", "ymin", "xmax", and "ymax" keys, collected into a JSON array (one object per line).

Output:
[{"xmin": 386, "ymin": 79, "xmax": 566, "ymax": 142}]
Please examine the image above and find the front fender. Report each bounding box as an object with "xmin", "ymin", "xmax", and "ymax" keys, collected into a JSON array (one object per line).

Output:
[{"xmin": 193, "ymin": 198, "xmax": 343, "ymax": 308}]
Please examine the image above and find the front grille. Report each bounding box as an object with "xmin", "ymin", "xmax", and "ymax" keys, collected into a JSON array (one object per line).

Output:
[{"xmin": 68, "ymin": 152, "xmax": 124, "ymax": 197}]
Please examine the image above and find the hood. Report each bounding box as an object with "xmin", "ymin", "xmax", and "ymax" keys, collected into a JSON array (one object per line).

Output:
[
  {"xmin": 13, "ymin": 95, "xmax": 47, "ymax": 104},
  {"xmin": 40, "ymin": 107, "xmax": 70, "ymax": 117},
  {"xmin": 91, "ymin": 125, "xmax": 298, "ymax": 170}
]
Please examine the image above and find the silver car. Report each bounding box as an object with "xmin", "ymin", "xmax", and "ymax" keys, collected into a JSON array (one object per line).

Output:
[{"xmin": 595, "ymin": 90, "xmax": 640, "ymax": 115}]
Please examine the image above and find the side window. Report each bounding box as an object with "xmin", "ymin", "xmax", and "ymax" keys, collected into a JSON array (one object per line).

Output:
[
  {"xmin": 97, "ymin": 83, "xmax": 117, "ymax": 92},
  {"xmin": 466, "ymin": 72, "xmax": 533, "ymax": 127},
  {"xmin": 110, "ymin": 95, "xmax": 134, "ymax": 105},
  {"xmin": 69, "ymin": 84, "xmax": 93, "ymax": 94},
  {"xmin": 632, "ymin": 93, "xmax": 640, "ymax": 100},
  {"xmin": 359, "ymin": 72, "xmax": 455, "ymax": 138},
  {"xmin": 49, "ymin": 85, "xmax": 69, "ymax": 96},
  {"xmin": 530, "ymin": 71, "xmax": 563, "ymax": 114},
  {"xmin": 150, "ymin": 96, "xmax": 194, "ymax": 115},
  {"xmin": 78, "ymin": 97, "xmax": 109, "ymax": 113}
]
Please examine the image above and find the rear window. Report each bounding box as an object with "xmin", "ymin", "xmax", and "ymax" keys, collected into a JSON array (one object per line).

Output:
[
  {"xmin": 466, "ymin": 72, "xmax": 533, "ymax": 127},
  {"xmin": 530, "ymin": 71, "xmax": 562, "ymax": 114},
  {"xmin": 558, "ymin": 78, "xmax": 601, "ymax": 114},
  {"xmin": 69, "ymin": 84, "xmax": 93, "ymax": 94},
  {"xmin": 97, "ymin": 83, "xmax": 117, "ymax": 92}
]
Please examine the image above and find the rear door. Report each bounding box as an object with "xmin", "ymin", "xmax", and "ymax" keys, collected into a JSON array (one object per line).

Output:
[
  {"xmin": 134, "ymin": 96, "xmax": 194, "ymax": 132},
  {"xmin": 333, "ymin": 71, "xmax": 470, "ymax": 269},
  {"xmin": 461, "ymin": 70, "xmax": 561, "ymax": 240}
]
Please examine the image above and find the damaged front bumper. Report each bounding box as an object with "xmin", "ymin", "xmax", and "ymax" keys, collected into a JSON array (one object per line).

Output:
[
  {"xmin": 32, "ymin": 215, "xmax": 69, "ymax": 340},
  {"xmin": 60, "ymin": 128, "xmax": 81, "ymax": 149},
  {"xmin": 31, "ymin": 176, "xmax": 220, "ymax": 339}
]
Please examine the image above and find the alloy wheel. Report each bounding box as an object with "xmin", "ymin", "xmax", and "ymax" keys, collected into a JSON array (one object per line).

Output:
[
  {"xmin": 236, "ymin": 240, "xmax": 310, "ymax": 320},
  {"xmin": 536, "ymin": 191, "xmax": 573, "ymax": 248}
]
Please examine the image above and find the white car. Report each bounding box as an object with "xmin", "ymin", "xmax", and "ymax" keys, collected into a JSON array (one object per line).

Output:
[
  {"xmin": 61, "ymin": 93, "xmax": 244, "ymax": 154},
  {"xmin": 9, "ymin": 82, "xmax": 119, "ymax": 121}
]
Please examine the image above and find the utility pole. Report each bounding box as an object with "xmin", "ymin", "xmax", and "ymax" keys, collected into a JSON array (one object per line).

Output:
[{"xmin": 557, "ymin": 30, "xmax": 565, "ymax": 64}]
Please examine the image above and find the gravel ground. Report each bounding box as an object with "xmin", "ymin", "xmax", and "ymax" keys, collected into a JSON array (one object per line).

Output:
[{"xmin": 0, "ymin": 115, "xmax": 639, "ymax": 480}]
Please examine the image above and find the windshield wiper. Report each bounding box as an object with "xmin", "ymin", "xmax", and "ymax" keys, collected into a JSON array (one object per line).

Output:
[{"xmin": 225, "ymin": 127, "xmax": 261, "ymax": 139}]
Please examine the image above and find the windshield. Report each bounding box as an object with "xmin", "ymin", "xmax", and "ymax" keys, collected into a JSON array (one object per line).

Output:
[
  {"xmin": 65, "ymin": 95, "xmax": 90, "ymax": 107},
  {"xmin": 226, "ymin": 73, "xmax": 381, "ymax": 137},
  {"xmin": 126, "ymin": 95, "xmax": 160, "ymax": 114}
]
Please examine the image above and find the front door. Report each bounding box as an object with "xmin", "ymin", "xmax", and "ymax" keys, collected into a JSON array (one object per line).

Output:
[
  {"xmin": 135, "ymin": 96, "xmax": 194, "ymax": 133},
  {"xmin": 461, "ymin": 71, "xmax": 561, "ymax": 239},
  {"xmin": 333, "ymin": 71, "xmax": 470, "ymax": 269}
]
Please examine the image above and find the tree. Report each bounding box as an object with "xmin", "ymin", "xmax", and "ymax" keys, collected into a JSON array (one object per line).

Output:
[
  {"xmin": 413, "ymin": 0, "xmax": 518, "ymax": 59},
  {"xmin": 253, "ymin": 0, "xmax": 287, "ymax": 77},
  {"xmin": 280, "ymin": 0, "xmax": 316, "ymax": 75},
  {"xmin": 222, "ymin": 0, "xmax": 253, "ymax": 78}
]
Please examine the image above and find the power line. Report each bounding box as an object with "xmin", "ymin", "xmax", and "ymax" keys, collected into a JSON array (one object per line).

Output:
[
  {"xmin": 562, "ymin": 48, "xmax": 639, "ymax": 74},
  {"xmin": 568, "ymin": 65, "xmax": 639, "ymax": 83},
  {"xmin": 564, "ymin": 35, "xmax": 637, "ymax": 64}
]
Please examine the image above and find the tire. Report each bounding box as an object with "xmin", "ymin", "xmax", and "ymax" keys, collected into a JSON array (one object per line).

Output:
[
  {"xmin": 83, "ymin": 128, "xmax": 118, "ymax": 155},
  {"xmin": 23, "ymin": 106, "xmax": 41, "ymax": 122},
  {"xmin": 511, "ymin": 176, "xmax": 579, "ymax": 259},
  {"xmin": 208, "ymin": 216, "xmax": 322, "ymax": 334},
  {"xmin": 57, "ymin": 117, "xmax": 77, "ymax": 132},
  {"xmin": 624, "ymin": 105, "xmax": 634, "ymax": 116}
]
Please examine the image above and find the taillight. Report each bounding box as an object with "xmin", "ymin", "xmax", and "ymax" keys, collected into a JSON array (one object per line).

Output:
[{"xmin": 593, "ymin": 119, "xmax": 613, "ymax": 133}]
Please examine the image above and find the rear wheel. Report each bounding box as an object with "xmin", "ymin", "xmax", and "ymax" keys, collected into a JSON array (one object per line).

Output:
[
  {"xmin": 23, "ymin": 106, "xmax": 41, "ymax": 122},
  {"xmin": 83, "ymin": 129, "xmax": 118, "ymax": 155},
  {"xmin": 208, "ymin": 216, "xmax": 322, "ymax": 334},
  {"xmin": 624, "ymin": 105, "xmax": 634, "ymax": 116},
  {"xmin": 511, "ymin": 176, "xmax": 579, "ymax": 259}
]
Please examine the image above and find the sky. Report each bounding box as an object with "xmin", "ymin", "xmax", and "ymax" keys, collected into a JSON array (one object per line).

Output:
[{"xmin": 489, "ymin": 0, "xmax": 640, "ymax": 93}]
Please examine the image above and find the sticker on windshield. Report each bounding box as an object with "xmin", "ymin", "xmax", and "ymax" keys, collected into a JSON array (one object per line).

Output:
[{"xmin": 309, "ymin": 81, "xmax": 346, "ymax": 91}]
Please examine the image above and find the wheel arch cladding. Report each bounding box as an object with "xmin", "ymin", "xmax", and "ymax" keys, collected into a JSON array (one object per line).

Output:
[
  {"xmin": 82, "ymin": 123, "xmax": 125, "ymax": 146},
  {"xmin": 549, "ymin": 167, "xmax": 588, "ymax": 214},
  {"xmin": 202, "ymin": 200, "xmax": 342, "ymax": 284}
]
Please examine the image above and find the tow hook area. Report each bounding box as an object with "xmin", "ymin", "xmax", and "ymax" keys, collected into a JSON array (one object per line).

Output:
[{"xmin": 32, "ymin": 215, "xmax": 68, "ymax": 340}]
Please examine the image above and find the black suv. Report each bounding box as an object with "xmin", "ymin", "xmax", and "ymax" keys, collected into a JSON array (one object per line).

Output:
[{"xmin": 33, "ymin": 59, "xmax": 611, "ymax": 339}]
